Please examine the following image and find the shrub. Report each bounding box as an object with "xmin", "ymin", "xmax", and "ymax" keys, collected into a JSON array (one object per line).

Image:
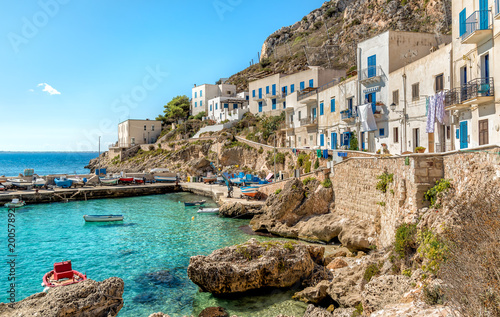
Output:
[
  {"xmin": 275, "ymin": 189, "xmax": 282, "ymax": 195},
  {"xmin": 376, "ymin": 172, "xmax": 394, "ymax": 193},
  {"xmin": 148, "ymin": 145, "xmax": 155, "ymax": 151},
  {"xmin": 324, "ymin": 7, "xmax": 336, "ymax": 18},
  {"xmin": 304, "ymin": 161, "xmax": 312, "ymax": 173},
  {"xmin": 314, "ymin": 159, "xmax": 320, "ymax": 170},
  {"xmin": 424, "ymin": 179, "xmax": 451, "ymax": 207},
  {"xmin": 423, "ymin": 284, "xmax": 444, "ymax": 305},
  {"xmin": 297, "ymin": 152, "xmax": 308, "ymax": 166},
  {"xmin": 258, "ymin": 147, "xmax": 264, "ymax": 154},
  {"xmin": 418, "ymin": 230, "xmax": 448, "ymax": 274},
  {"xmin": 352, "ymin": 303, "xmax": 363, "ymax": 317},
  {"xmin": 394, "ymin": 223, "xmax": 417, "ymax": 259},
  {"xmin": 402, "ymin": 269, "xmax": 412, "ymax": 277},
  {"xmin": 363, "ymin": 263, "xmax": 380, "ymax": 282},
  {"xmin": 193, "ymin": 111, "xmax": 206, "ymax": 120},
  {"xmin": 260, "ymin": 58, "xmax": 271, "ymax": 68},
  {"xmin": 302, "ymin": 177, "xmax": 316, "ymax": 186},
  {"xmin": 349, "ymin": 131, "xmax": 359, "ymax": 151},
  {"xmin": 322, "ymin": 178, "xmax": 332, "ymax": 188}
]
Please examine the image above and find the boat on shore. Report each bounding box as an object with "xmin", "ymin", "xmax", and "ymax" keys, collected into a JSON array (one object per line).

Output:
[
  {"xmin": 0, "ymin": 185, "xmax": 4, "ymax": 191},
  {"xmin": 83, "ymin": 215, "xmax": 124, "ymax": 222},
  {"xmin": 10, "ymin": 179, "xmax": 32, "ymax": 188},
  {"xmin": 32, "ymin": 178, "xmax": 47, "ymax": 187},
  {"xmin": 119, "ymin": 177, "xmax": 134, "ymax": 184},
  {"xmin": 42, "ymin": 261, "xmax": 87, "ymax": 288},
  {"xmin": 4, "ymin": 198, "xmax": 25, "ymax": 208},
  {"xmin": 184, "ymin": 200, "xmax": 206, "ymax": 207},
  {"xmin": 100, "ymin": 178, "xmax": 119, "ymax": 186},
  {"xmin": 154, "ymin": 176, "xmax": 177, "ymax": 183},
  {"xmin": 54, "ymin": 177, "xmax": 73, "ymax": 188},
  {"xmin": 134, "ymin": 178, "xmax": 145, "ymax": 184},
  {"xmin": 197, "ymin": 207, "xmax": 219, "ymax": 214}
]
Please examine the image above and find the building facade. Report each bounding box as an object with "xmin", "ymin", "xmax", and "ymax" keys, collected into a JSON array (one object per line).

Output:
[
  {"xmin": 117, "ymin": 119, "xmax": 162, "ymax": 148},
  {"xmin": 207, "ymin": 92, "xmax": 249, "ymax": 123},
  {"xmin": 191, "ymin": 83, "xmax": 238, "ymax": 117}
]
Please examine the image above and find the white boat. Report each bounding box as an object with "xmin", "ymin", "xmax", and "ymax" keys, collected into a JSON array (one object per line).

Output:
[
  {"xmin": 0, "ymin": 185, "xmax": 4, "ymax": 191},
  {"xmin": 197, "ymin": 207, "xmax": 219, "ymax": 214},
  {"xmin": 5, "ymin": 199, "xmax": 26, "ymax": 208},
  {"xmin": 154, "ymin": 176, "xmax": 177, "ymax": 182},
  {"xmin": 10, "ymin": 179, "xmax": 32, "ymax": 188},
  {"xmin": 32, "ymin": 179, "xmax": 46, "ymax": 187},
  {"xmin": 83, "ymin": 215, "xmax": 124, "ymax": 222}
]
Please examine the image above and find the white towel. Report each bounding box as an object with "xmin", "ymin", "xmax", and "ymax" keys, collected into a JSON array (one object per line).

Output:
[
  {"xmin": 426, "ymin": 95, "xmax": 436, "ymax": 133},
  {"xmin": 358, "ymin": 103, "xmax": 377, "ymax": 132},
  {"xmin": 435, "ymin": 91, "xmax": 446, "ymax": 124}
]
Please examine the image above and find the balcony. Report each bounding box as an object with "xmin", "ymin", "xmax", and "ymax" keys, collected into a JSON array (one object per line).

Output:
[
  {"xmin": 279, "ymin": 122, "xmax": 295, "ymax": 131},
  {"xmin": 461, "ymin": 10, "xmax": 493, "ymax": 44},
  {"xmin": 299, "ymin": 117, "xmax": 317, "ymax": 127},
  {"xmin": 266, "ymin": 92, "xmax": 278, "ymax": 99},
  {"xmin": 445, "ymin": 78, "xmax": 495, "ymax": 110},
  {"xmin": 359, "ymin": 66, "xmax": 384, "ymax": 85},
  {"xmin": 341, "ymin": 109, "xmax": 356, "ymax": 122},
  {"xmin": 252, "ymin": 94, "xmax": 265, "ymax": 102}
]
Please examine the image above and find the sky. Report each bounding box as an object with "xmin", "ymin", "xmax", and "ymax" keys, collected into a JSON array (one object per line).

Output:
[{"xmin": 0, "ymin": 0, "xmax": 325, "ymax": 152}]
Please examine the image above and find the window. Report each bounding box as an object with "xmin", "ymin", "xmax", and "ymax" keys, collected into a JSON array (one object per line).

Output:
[
  {"xmin": 347, "ymin": 97, "xmax": 353, "ymax": 109},
  {"xmin": 459, "ymin": 8, "xmax": 466, "ymax": 36},
  {"xmin": 258, "ymin": 101, "xmax": 263, "ymax": 112},
  {"xmin": 320, "ymin": 102, "xmax": 324, "ymax": 116},
  {"xmin": 210, "ymin": 104, "xmax": 212, "ymax": 111},
  {"xmin": 330, "ymin": 98, "xmax": 335, "ymax": 112},
  {"xmin": 266, "ymin": 86, "xmax": 270, "ymax": 94},
  {"xmin": 282, "ymin": 86, "xmax": 287, "ymax": 96},
  {"xmin": 151, "ymin": 125, "xmax": 155, "ymax": 131},
  {"xmin": 215, "ymin": 103, "xmax": 218, "ymax": 110},
  {"xmin": 233, "ymin": 104, "xmax": 238, "ymax": 109},
  {"xmin": 309, "ymin": 79, "xmax": 314, "ymax": 88},
  {"xmin": 283, "ymin": 102, "xmax": 286, "ymax": 109},
  {"xmin": 246, "ymin": 96, "xmax": 249, "ymax": 101},
  {"xmin": 392, "ymin": 90, "xmax": 399, "ymax": 105},
  {"xmin": 258, "ymin": 88, "xmax": 262, "ymax": 99},
  {"xmin": 393, "ymin": 127, "xmax": 399, "ymax": 143},
  {"xmin": 291, "ymin": 84, "xmax": 295, "ymax": 93},
  {"xmin": 144, "ymin": 125, "xmax": 147, "ymax": 131},
  {"xmin": 272, "ymin": 98, "xmax": 277, "ymax": 110},
  {"xmin": 195, "ymin": 101, "xmax": 197, "ymax": 107},
  {"xmin": 227, "ymin": 91, "xmax": 231, "ymax": 95},
  {"xmin": 298, "ymin": 136, "xmax": 301, "ymax": 144},
  {"xmin": 252, "ymin": 90, "xmax": 255, "ymax": 98},
  {"xmin": 200, "ymin": 100, "xmax": 203, "ymax": 107},
  {"xmin": 200, "ymin": 90, "xmax": 203, "ymax": 97},
  {"xmin": 412, "ymin": 83, "xmax": 420, "ymax": 101},
  {"xmin": 194, "ymin": 92, "xmax": 197, "ymax": 98},
  {"xmin": 224, "ymin": 103, "xmax": 229, "ymax": 109},
  {"xmin": 300, "ymin": 81, "xmax": 305, "ymax": 91},
  {"xmin": 446, "ymin": 126, "xmax": 451, "ymax": 140},
  {"xmin": 379, "ymin": 128, "xmax": 385, "ymax": 137},
  {"xmin": 435, "ymin": 74, "xmax": 444, "ymax": 92},
  {"xmin": 298, "ymin": 111, "xmax": 302, "ymax": 120},
  {"xmin": 272, "ymin": 84, "xmax": 276, "ymax": 95}
]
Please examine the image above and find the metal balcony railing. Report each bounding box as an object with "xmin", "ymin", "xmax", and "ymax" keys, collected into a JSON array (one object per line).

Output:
[
  {"xmin": 445, "ymin": 78, "xmax": 494, "ymax": 107},
  {"xmin": 297, "ymin": 89, "xmax": 317, "ymax": 101},
  {"xmin": 444, "ymin": 88, "xmax": 462, "ymax": 107},
  {"xmin": 340, "ymin": 109, "xmax": 356, "ymax": 120},
  {"xmin": 299, "ymin": 117, "xmax": 317, "ymax": 126},
  {"xmin": 462, "ymin": 10, "xmax": 493, "ymax": 41},
  {"xmin": 359, "ymin": 66, "xmax": 384, "ymax": 82}
]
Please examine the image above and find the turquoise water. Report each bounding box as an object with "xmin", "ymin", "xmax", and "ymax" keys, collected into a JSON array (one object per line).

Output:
[
  {"xmin": 0, "ymin": 152, "xmax": 98, "ymax": 176},
  {"xmin": 1, "ymin": 193, "xmax": 307, "ymax": 317}
]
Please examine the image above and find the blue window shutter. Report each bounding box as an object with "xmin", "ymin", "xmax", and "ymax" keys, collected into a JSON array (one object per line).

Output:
[
  {"xmin": 259, "ymin": 88, "xmax": 262, "ymax": 99},
  {"xmin": 459, "ymin": 9, "xmax": 466, "ymax": 36},
  {"xmin": 309, "ymin": 79, "xmax": 314, "ymax": 88},
  {"xmin": 456, "ymin": 129, "xmax": 459, "ymax": 139},
  {"xmin": 283, "ymin": 102, "xmax": 286, "ymax": 109},
  {"xmin": 320, "ymin": 103, "xmax": 324, "ymax": 115},
  {"xmin": 195, "ymin": 92, "xmax": 197, "ymax": 98},
  {"xmin": 291, "ymin": 84, "xmax": 295, "ymax": 93},
  {"xmin": 266, "ymin": 86, "xmax": 269, "ymax": 94},
  {"xmin": 224, "ymin": 103, "xmax": 229, "ymax": 109},
  {"xmin": 216, "ymin": 103, "xmax": 218, "ymax": 110},
  {"xmin": 210, "ymin": 104, "xmax": 212, "ymax": 111},
  {"xmin": 300, "ymin": 82, "xmax": 305, "ymax": 91},
  {"xmin": 320, "ymin": 134, "xmax": 325, "ymax": 146},
  {"xmin": 200, "ymin": 90, "xmax": 202, "ymax": 97},
  {"xmin": 233, "ymin": 104, "xmax": 237, "ymax": 109},
  {"xmin": 272, "ymin": 84, "xmax": 276, "ymax": 95},
  {"xmin": 259, "ymin": 102, "xmax": 263, "ymax": 112},
  {"xmin": 272, "ymin": 98, "xmax": 277, "ymax": 110},
  {"xmin": 252, "ymin": 90, "xmax": 255, "ymax": 97},
  {"xmin": 331, "ymin": 99, "xmax": 335, "ymax": 112},
  {"xmin": 195, "ymin": 102, "xmax": 197, "ymax": 107},
  {"xmin": 200, "ymin": 100, "xmax": 203, "ymax": 107},
  {"xmin": 379, "ymin": 128, "xmax": 384, "ymax": 136}
]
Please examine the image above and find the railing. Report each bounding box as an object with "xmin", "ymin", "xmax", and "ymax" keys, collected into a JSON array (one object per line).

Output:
[
  {"xmin": 317, "ymin": 78, "xmax": 341, "ymax": 93},
  {"xmin": 445, "ymin": 78, "xmax": 494, "ymax": 106},
  {"xmin": 279, "ymin": 122, "xmax": 294, "ymax": 130},
  {"xmin": 341, "ymin": 109, "xmax": 356, "ymax": 120},
  {"xmin": 299, "ymin": 117, "xmax": 317, "ymax": 126},
  {"xmin": 297, "ymin": 89, "xmax": 317, "ymax": 101},
  {"xmin": 359, "ymin": 66, "xmax": 384, "ymax": 82},
  {"xmin": 462, "ymin": 10, "xmax": 492, "ymax": 41}
]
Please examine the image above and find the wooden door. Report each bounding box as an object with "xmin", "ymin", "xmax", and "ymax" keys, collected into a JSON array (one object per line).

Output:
[
  {"xmin": 479, "ymin": 119, "xmax": 489, "ymax": 145},
  {"xmin": 428, "ymin": 133, "xmax": 435, "ymax": 153}
]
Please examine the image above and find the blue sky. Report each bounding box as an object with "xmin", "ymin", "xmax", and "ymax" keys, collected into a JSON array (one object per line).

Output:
[{"xmin": 0, "ymin": 0, "xmax": 324, "ymax": 151}]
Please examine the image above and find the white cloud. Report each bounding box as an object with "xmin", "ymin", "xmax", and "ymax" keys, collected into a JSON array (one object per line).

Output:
[
  {"xmin": 37, "ymin": 83, "xmax": 61, "ymax": 95},
  {"xmin": 28, "ymin": 89, "xmax": 34, "ymax": 92}
]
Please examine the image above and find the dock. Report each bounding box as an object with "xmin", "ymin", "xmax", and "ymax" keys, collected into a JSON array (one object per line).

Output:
[{"xmin": 0, "ymin": 182, "xmax": 265, "ymax": 207}]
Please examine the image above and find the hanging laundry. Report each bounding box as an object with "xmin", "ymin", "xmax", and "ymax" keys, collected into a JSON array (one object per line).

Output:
[
  {"xmin": 323, "ymin": 149, "xmax": 328, "ymax": 159},
  {"xmin": 425, "ymin": 97, "xmax": 429, "ymax": 117},
  {"xmin": 426, "ymin": 95, "xmax": 436, "ymax": 133},
  {"xmin": 435, "ymin": 91, "xmax": 446, "ymax": 124},
  {"xmin": 316, "ymin": 149, "xmax": 321, "ymax": 158},
  {"xmin": 358, "ymin": 103, "xmax": 377, "ymax": 132}
]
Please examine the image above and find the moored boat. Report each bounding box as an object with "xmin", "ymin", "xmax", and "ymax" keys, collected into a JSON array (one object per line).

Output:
[
  {"xmin": 119, "ymin": 177, "xmax": 134, "ymax": 184},
  {"xmin": 4, "ymin": 199, "xmax": 25, "ymax": 208},
  {"xmin": 154, "ymin": 176, "xmax": 177, "ymax": 182},
  {"xmin": 197, "ymin": 207, "xmax": 219, "ymax": 214},
  {"xmin": 134, "ymin": 178, "xmax": 145, "ymax": 184},
  {"xmin": 10, "ymin": 179, "xmax": 32, "ymax": 188},
  {"xmin": 42, "ymin": 261, "xmax": 87, "ymax": 288},
  {"xmin": 32, "ymin": 178, "xmax": 47, "ymax": 187},
  {"xmin": 83, "ymin": 215, "xmax": 124, "ymax": 222},
  {"xmin": 54, "ymin": 177, "xmax": 73, "ymax": 188},
  {"xmin": 184, "ymin": 200, "xmax": 206, "ymax": 207},
  {"xmin": 100, "ymin": 178, "xmax": 119, "ymax": 186}
]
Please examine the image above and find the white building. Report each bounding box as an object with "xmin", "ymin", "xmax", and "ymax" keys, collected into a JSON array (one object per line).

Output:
[
  {"xmin": 191, "ymin": 82, "xmax": 238, "ymax": 117},
  {"xmin": 207, "ymin": 92, "xmax": 249, "ymax": 123},
  {"xmin": 117, "ymin": 119, "xmax": 162, "ymax": 147}
]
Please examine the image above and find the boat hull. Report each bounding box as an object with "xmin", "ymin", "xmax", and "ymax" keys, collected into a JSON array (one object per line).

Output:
[
  {"xmin": 4, "ymin": 202, "xmax": 26, "ymax": 208},
  {"xmin": 100, "ymin": 179, "xmax": 119, "ymax": 186},
  {"xmin": 83, "ymin": 215, "xmax": 124, "ymax": 222},
  {"xmin": 119, "ymin": 178, "xmax": 134, "ymax": 183},
  {"xmin": 54, "ymin": 179, "xmax": 73, "ymax": 188},
  {"xmin": 184, "ymin": 200, "xmax": 206, "ymax": 207},
  {"xmin": 43, "ymin": 270, "xmax": 87, "ymax": 288},
  {"xmin": 197, "ymin": 208, "xmax": 219, "ymax": 213},
  {"xmin": 154, "ymin": 176, "xmax": 177, "ymax": 182}
]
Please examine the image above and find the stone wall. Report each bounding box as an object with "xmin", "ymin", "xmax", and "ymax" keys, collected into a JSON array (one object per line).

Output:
[{"xmin": 332, "ymin": 155, "xmax": 444, "ymax": 248}]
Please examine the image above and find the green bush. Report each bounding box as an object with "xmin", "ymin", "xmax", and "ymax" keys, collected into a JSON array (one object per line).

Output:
[
  {"xmin": 402, "ymin": 269, "xmax": 412, "ymax": 277},
  {"xmin": 314, "ymin": 159, "xmax": 320, "ymax": 170},
  {"xmin": 349, "ymin": 131, "xmax": 359, "ymax": 151},
  {"xmin": 258, "ymin": 147, "xmax": 264, "ymax": 154},
  {"xmin": 193, "ymin": 111, "xmax": 206, "ymax": 120},
  {"xmin": 376, "ymin": 172, "xmax": 394, "ymax": 193},
  {"xmin": 417, "ymin": 230, "xmax": 448, "ymax": 274},
  {"xmin": 352, "ymin": 303, "xmax": 363, "ymax": 317},
  {"xmin": 304, "ymin": 161, "xmax": 312, "ymax": 173},
  {"xmin": 423, "ymin": 284, "xmax": 444, "ymax": 305},
  {"xmin": 302, "ymin": 177, "xmax": 316, "ymax": 186},
  {"xmin": 363, "ymin": 263, "xmax": 380, "ymax": 282},
  {"xmin": 275, "ymin": 189, "xmax": 282, "ymax": 195},
  {"xmin": 297, "ymin": 152, "xmax": 308, "ymax": 167},
  {"xmin": 321, "ymin": 178, "xmax": 332, "ymax": 188},
  {"xmin": 424, "ymin": 179, "xmax": 451, "ymax": 207},
  {"xmin": 324, "ymin": 7, "xmax": 336, "ymax": 18},
  {"xmin": 394, "ymin": 223, "xmax": 417, "ymax": 259}
]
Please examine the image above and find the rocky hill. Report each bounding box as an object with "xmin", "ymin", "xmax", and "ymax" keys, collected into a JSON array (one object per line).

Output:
[{"xmin": 228, "ymin": 0, "xmax": 452, "ymax": 91}]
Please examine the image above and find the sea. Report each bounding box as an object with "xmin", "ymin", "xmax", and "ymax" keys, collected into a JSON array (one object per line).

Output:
[
  {"xmin": 0, "ymin": 152, "xmax": 99, "ymax": 176},
  {"xmin": 0, "ymin": 153, "xmax": 307, "ymax": 316}
]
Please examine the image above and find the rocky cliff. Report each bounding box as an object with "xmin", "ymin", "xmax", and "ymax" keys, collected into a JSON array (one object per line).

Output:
[
  {"xmin": 227, "ymin": 0, "xmax": 451, "ymax": 91},
  {"xmin": 0, "ymin": 277, "xmax": 124, "ymax": 317}
]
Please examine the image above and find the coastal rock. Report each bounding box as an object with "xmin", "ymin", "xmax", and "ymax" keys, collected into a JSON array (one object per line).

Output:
[
  {"xmin": 369, "ymin": 300, "xmax": 457, "ymax": 317},
  {"xmin": 187, "ymin": 238, "xmax": 318, "ymax": 295},
  {"xmin": 337, "ymin": 220, "xmax": 377, "ymax": 252},
  {"xmin": 332, "ymin": 308, "xmax": 356, "ymax": 317},
  {"xmin": 198, "ymin": 306, "xmax": 229, "ymax": 317},
  {"xmin": 361, "ymin": 275, "xmax": 411, "ymax": 315},
  {"xmin": 0, "ymin": 277, "xmax": 124, "ymax": 317},
  {"xmin": 296, "ymin": 214, "xmax": 342, "ymax": 243},
  {"xmin": 326, "ymin": 258, "xmax": 348, "ymax": 270},
  {"xmin": 218, "ymin": 202, "xmax": 262, "ymax": 219},
  {"xmin": 303, "ymin": 304, "xmax": 333, "ymax": 317},
  {"xmin": 293, "ymin": 280, "xmax": 330, "ymax": 304}
]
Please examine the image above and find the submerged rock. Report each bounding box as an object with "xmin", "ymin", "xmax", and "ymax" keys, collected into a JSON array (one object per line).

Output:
[
  {"xmin": 303, "ymin": 304, "xmax": 333, "ymax": 317},
  {"xmin": 198, "ymin": 306, "xmax": 229, "ymax": 317},
  {"xmin": 187, "ymin": 238, "xmax": 321, "ymax": 295},
  {"xmin": 0, "ymin": 277, "xmax": 124, "ymax": 317}
]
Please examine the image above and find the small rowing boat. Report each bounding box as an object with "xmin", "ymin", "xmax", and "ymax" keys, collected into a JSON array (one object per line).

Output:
[
  {"xmin": 184, "ymin": 200, "xmax": 206, "ymax": 207},
  {"xmin": 197, "ymin": 207, "xmax": 219, "ymax": 214},
  {"xmin": 119, "ymin": 177, "xmax": 134, "ymax": 183},
  {"xmin": 32, "ymin": 178, "xmax": 46, "ymax": 187},
  {"xmin": 54, "ymin": 177, "xmax": 73, "ymax": 188},
  {"xmin": 100, "ymin": 178, "xmax": 119, "ymax": 186},
  {"xmin": 4, "ymin": 199, "xmax": 25, "ymax": 208},
  {"xmin": 154, "ymin": 176, "xmax": 177, "ymax": 182},
  {"xmin": 42, "ymin": 261, "xmax": 87, "ymax": 288},
  {"xmin": 10, "ymin": 179, "xmax": 32, "ymax": 188},
  {"xmin": 83, "ymin": 215, "xmax": 124, "ymax": 222}
]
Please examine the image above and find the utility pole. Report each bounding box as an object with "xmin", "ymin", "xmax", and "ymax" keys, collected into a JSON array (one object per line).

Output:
[
  {"xmin": 274, "ymin": 134, "xmax": 277, "ymax": 183},
  {"xmin": 403, "ymin": 73, "xmax": 408, "ymax": 153}
]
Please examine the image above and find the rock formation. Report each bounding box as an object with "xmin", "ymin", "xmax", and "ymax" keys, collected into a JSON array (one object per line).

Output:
[
  {"xmin": 218, "ymin": 201, "xmax": 262, "ymax": 219},
  {"xmin": 0, "ymin": 277, "xmax": 124, "ymax": 317},
  {"xmin": 187, "ymin": 238, "xmax": 321, "ymax": 295}
]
